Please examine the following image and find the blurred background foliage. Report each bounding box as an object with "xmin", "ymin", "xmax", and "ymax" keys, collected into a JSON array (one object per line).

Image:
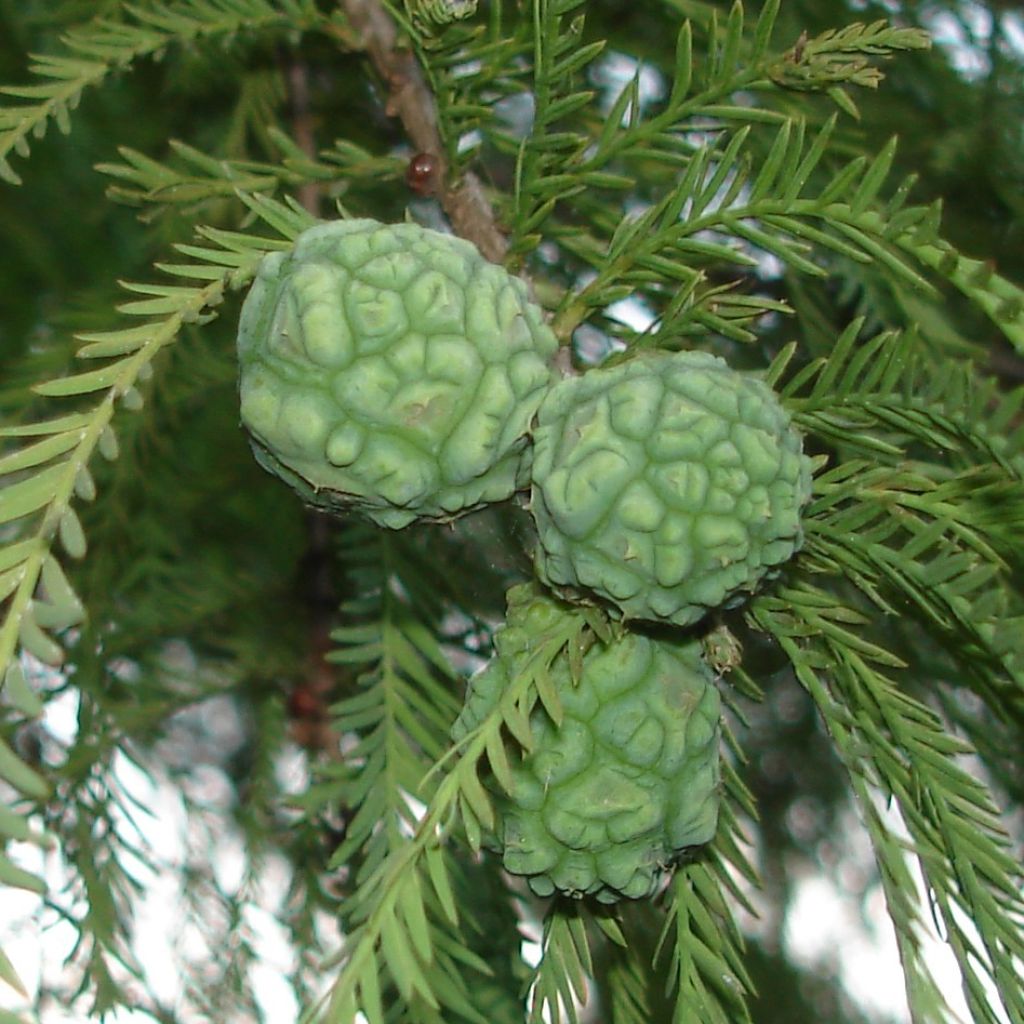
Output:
[{"xmin": 0, "ymin": 0, "xmax": 1021, "ymax": 1021}]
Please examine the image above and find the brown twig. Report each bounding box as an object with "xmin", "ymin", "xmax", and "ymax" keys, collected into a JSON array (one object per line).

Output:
[
  {"xmin": 282, "ymin": 54, "xmax": 342, "ymax": 752},
  {"xmin": 285, "ymin": 58, "xmax": 324, "ymax": 217},
  {"xmin": 340, "ymin": 0, "xmax": 509, "ymax": 263}
]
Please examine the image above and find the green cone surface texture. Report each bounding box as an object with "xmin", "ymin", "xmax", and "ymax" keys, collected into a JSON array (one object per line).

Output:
[
  {"xmin": 530, "ymin": 350, "xmax": 813, "ymax": 625},
  {"xmin": 237, "ymin": 219, "xmax": 558, "ymax": 527},
  {"xmin": 453, "ymin": 589, "xmax": 721, "ymax": 903}
]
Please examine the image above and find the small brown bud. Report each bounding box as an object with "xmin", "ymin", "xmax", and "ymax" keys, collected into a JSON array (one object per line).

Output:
[{"xmin": 406, "ymin": 151, "xmax": 440, "ymax": 196}]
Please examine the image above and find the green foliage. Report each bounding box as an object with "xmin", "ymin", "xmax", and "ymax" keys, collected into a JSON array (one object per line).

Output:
[
  {"xmin": 0, "ymin": 0, "xmax": 326, "ymax": 186},
  {"xmin": 752, "ymin": 586, "xmax": 1024, "ymax": 1024},
  {"xmin": 95, "ymin": 132, "xmax": 404, "ymax": 216},
  {"xmin": 0, "ymin": 0, "xmax": 1022, "ymax": 1022}
]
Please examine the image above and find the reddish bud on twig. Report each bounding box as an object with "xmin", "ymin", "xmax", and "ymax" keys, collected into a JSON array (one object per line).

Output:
[{"xmin": 406, "ymin": 151, "xmax": 440, "ymax": 195}]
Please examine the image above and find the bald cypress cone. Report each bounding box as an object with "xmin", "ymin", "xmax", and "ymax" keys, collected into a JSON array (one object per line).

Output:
[
  {"xmin": 530, "ymin": 349, "xmax": 813, "ymax": 625},
  {"xmin": 237, "ymin": 219, "xmax": 558, "ymax": 528},
  {"xmin": 453, "ymin": 587, "xmax": 721, "ymax": 903}
]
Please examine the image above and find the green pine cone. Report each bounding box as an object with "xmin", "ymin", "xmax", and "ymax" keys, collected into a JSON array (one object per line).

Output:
[
  {"xmin": 237, "ymin": 219, "xmax": 559, "ymax": 528},
  {"xmin": 453, "ymin": 588, "xmax": 721, "ymax": 903},
  {"xmin": 529, "ymin": 350, "xmax": 813, "ymax": 625}
]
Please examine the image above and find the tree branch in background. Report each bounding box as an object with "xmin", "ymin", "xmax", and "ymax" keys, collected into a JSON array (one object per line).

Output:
[
  {"xmin": 283, "ymin": 54, "xmax": 342, "ymax": 751},
  {"xmin": 340, "ymin": 0, "xmax": 509, "ymax": 262}
]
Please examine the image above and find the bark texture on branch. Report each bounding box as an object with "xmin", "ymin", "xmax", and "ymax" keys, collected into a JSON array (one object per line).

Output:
[
  {"xmin": 340, "ymin": 0, "xmax": 509, "ymax": 263},
  {"xmin": 284, "ymin": 57, "xmax": 343, "ymax": 754}
]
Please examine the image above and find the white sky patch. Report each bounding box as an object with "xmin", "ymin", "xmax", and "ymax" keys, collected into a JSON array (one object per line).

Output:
[
  {"xmin": 755, "ymin": 249, "xmax": 785, "ymax": 281},
  {"xmin": 849, "ymin": 0, "xmax": 902, "ymax": 10},
  {"xmin": 592, "ymin": 52, "xmax": 664, "ymax": 120},
  {"xmin": 922, "ymin": 9, "xmax": 991, "ymax": 78},
  {"xmin": 605, "ymin": 296, "xmax": 655, "ymax": 332},
  {"xmin": 274, "ymin": 743, "xmax": 310, "ymax": 797},
  {"xmin": 572, "ymin": 322, "xmax": 623, "ymax": 366},
  {"xmin": 246, "ymin": 888, "xmax": 300, "ymax": 1023},
  {"xmin": 40, "ymin": 687, "xmax": 80, "ymax": 748},
  {"xmin": 520, "ymin": 937, "xmax": 543, "ymax": 969},
  {"xmin": 784, "ymin": 794, "xmax": 1018, "ymax": 1024},
  {"xmin": 1004, "ymin": 15, "xmax": 1024, "ymax": 54},
  {"xmin": 211, "ymin": 827, "xmax": 249, "ymax": 897},
  {"xmin": 493, "ymin": 92, "xmax": 534, "ymax": 139},
  {"xmin": 458, "ymin": 129, "xmax": 482, "ymax": 154},
  {"xmin": 134, "ymin": 871, "xmax": 189, "ymax": 1007},
  {"xmin": 959, "ymin": 1, "xmax": 994, "ymax": 42},
  {"xmin": 786, "ymin": 873, "xmax": 910, "ymax": 1019},
  {"xmin": 401, "ymin": 790, "xmax": 429, "ymax": 836}
]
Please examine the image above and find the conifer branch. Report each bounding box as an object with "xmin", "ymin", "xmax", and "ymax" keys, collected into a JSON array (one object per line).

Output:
[
  {"xmin": 526, "ymin": 902, "xmax": 593, "ymax": 1024},
  {"xmin": 892, "ymin": 228, "xmax": 1024, "ymax": 357},
  {"xmin": 0, "ymin": 196, "xmax": 314, "ymax": 995},
  {"xmin": 339, "ymin": 0, "xmax": 508, "ymax": 261},
  {"xmin": 322, "ymin": 585, "xmax": 590, "ymax": 1020},
  {"xmin": 3, "ymin": 270, "xmax": 230, "ymax": 679},
  {"xmin": 754, "ymin": 589, "xmax": 1024, "ymax": 1024},
  {"xmin": 778, "ymin": 320, "xmax": 1024, "ymax": 474},
  {"xmin": 0, "ymin": 2, "xmax": 1021, "ymax": 1019},
  {"xmin": 594, "ymin": 917, "xmax": 653, "ymax": 1024},
  {"xmin": 656, "ymin": 713, "xmax": 759, "ymax": 1024},
  {"xmin": 311, "ymin": 525, "xmax": 522, "ymax": 1020},
  {"xmin": 0, "ymin": 0, "xmax": 325, "ymax": 185},
  {"xmin": 96, "ymin": 135, "xmax": 404, "ymax": 216},
  {"xmin": 756, "ymin": 605, "xmax": 962, "ymax": 1024},
  {"xmin": 1, "ymin": 195, "xmax": 312, "ymax": 687},
  {"xmin": 504, "ymin": 2, "xmax": 930, "ymax": 260}
]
